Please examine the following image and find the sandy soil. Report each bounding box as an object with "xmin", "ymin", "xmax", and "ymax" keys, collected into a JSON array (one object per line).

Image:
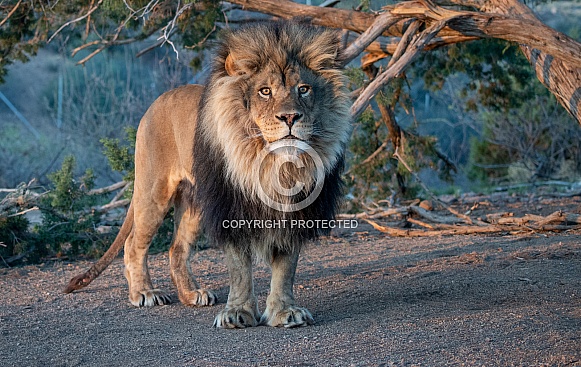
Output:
[{"xmin": 1, "ymin": 196, "xmax": 580, "ymax": 366}]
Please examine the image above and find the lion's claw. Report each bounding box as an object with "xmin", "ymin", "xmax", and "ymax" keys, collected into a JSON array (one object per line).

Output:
[
  {"xmin": 181, "ymin": 289, "xmax": 217, "ymax": 307},
  {"xmin": 213, "ymin": 307, "xmax": 260, "ymax": 329},
  {"xmin": 260, "ymin": 306, "xmax": 314, "ymax": 328},
  {"xmin": 130, "ymin": 289, "xmax": 172, "ymax": 307}
]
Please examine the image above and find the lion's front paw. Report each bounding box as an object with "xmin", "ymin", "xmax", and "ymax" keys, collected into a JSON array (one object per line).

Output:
[
  {"xmin": 180, "ymin": 289, "xmax": 217, "ymax": 307},
  {"xmin": 129, "ymin": 289, "xmax": 172, "ymax": 307},
  {"xmin": 260, "ymin": 306, "xmax": 314, "ymax": 328},
  {"xmin": 213, "ymin": 306, "xmax": 260, "ymax": 329}
]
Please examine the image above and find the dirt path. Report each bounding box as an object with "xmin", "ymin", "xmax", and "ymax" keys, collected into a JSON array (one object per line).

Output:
[{"xmin": 1, "ymin": 223, "xmax": 580, "ymax": 366}]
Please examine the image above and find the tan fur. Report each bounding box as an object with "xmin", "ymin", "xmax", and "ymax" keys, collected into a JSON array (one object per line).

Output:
[
  {"xmin": 123, "ymin": 85, "xmax": 216, "ymax": 307},
  {"xmin": 65, "ymin": 85, "xmax": 216, "ymax": 307}
]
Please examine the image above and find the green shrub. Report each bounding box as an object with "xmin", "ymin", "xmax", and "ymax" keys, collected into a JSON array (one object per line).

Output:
[
  {"xmin": 468, "ymin": 95, "xmax": 581, "ymax": 184},
  {"xmin": 0, "ymin": 215, "xmax": 34, "ymax": 262},
  {"xmin": 101, "ymin": 126, "xmax": 137, "ymax": 184}
]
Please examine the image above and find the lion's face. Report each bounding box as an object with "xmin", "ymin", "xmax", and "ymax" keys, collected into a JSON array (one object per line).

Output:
[{"xmin": 248, "ymin": 64, "xmax": 317, "ymax": 143}]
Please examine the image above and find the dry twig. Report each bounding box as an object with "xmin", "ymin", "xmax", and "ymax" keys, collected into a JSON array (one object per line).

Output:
[
  {"xmin": 393, "ymin": 147, "xmax": 474, "ymax": 224},
  {"xmin": 0, "ymin": 0, "xmax": 22, "ymax": 28},
  {"xmin": 350, "ymin": 20, "xmax": 446, "ymax": 118},
  {"xmin": 48, "ymin": 0, "xmax": 104, "ymax": 43},
  {"xmin": 340, "ymin": 204, "xmax": 581, "ymax": 238}
]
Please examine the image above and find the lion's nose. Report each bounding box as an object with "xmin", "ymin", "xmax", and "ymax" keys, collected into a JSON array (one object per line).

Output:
[{"xmin": 276, "ymin": 112, "xmax": 303, "ymax": 128}]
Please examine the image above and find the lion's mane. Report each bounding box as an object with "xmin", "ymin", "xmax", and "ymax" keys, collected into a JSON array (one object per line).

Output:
[{"xmin": 190, "ymin": 21, "xmax": 352, "ymax": 258}]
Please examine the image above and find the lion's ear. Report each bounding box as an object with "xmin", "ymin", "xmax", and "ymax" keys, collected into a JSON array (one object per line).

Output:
[
  {"xmin": 225, "ymin": 53, "xmax": 238, "ymax": 76},
  {"xmin": 225, "ymin": 53, "xmax": 257, "ymax": 76}
]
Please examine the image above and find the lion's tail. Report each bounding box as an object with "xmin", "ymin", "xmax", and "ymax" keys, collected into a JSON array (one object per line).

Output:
[{"xmin": 63, "ymin": 202, "xmax": 134, "ymax": 294}]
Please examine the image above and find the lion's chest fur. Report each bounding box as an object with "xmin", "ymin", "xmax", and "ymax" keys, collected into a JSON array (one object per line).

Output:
[{"xmin": 189, "ymin": 125, "xmax": 344, "ymax": 256}]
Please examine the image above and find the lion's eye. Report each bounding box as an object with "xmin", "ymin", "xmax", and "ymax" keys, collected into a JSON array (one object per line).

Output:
[
  {"xmin": 298, "ymin": 85, "xmax": 311, "ymax": 96},
  {"xmin": 259, "ymin": 87, "xmax": 271, "ymax": 97}
]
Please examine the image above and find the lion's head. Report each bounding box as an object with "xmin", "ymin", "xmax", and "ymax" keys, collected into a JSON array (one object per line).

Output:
[{"xmin": 193, "ymin": 21, "xmax": 352, "ymax": 249}]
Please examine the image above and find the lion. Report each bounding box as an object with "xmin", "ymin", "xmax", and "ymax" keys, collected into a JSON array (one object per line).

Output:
[{"xmin": 64, "ymin": 20, "xmax": 352, "ymax": 328}]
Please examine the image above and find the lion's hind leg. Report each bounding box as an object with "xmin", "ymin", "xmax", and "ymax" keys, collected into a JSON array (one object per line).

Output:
[
  {"xmin": 169, "ymin": 202, "xmax": 217, "ymax": 307},
  {"xmin": 124, "ymin": 196, "xmax": 172, "ymax": 307}
]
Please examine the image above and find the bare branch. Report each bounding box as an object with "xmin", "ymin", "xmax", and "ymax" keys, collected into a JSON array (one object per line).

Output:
[
  {"xmin": 136, "ymin": 29, "xmax": 176, "ymax": 58},
  {"xmin": 226, "ymin": 0, "xmax": 581, "ymax": 65},
  {"xmin": 109, "ymin": 183, "xmax": 130, "ymax": 204},
  {"xmin": 48, "ymin": 0, "xmax": 104, "ymax": 43},
  {"xmin": 388, "ymin": 0, "xmax": 581, "ymax": 70},
  {"xmin": 76, "ymin": 46, "xmax": 106, "ymax": 66},
  {"xmin": 0, "ymin": 180, "xmax": 45, "ymax": 214},
  {"xmin": 387, "ymin": 20, "xmax": 422, "ymax": 67},
  {"xmin": 227, "ymin": 0, "xmax": 376, "ymax": 33},
  {"xmin": 7, "ymin": 206, "xmax": 39, "ymax": 218},
  {"xmin": 340, "ymin": 12, "xmax": 400, "ymax": 66},
  {"xmin": 337, "ymin": 206, "xmax": 409, "ymax": 219},
  {"xmin": 87, "ymin": 181, "xmax": 128, "ymax": 196},
  {"xmin": 364, "ymin": 218, "xmax": 526, "ymax": 237},
  {"xmin": 359, "ymin": 205, "xmax": 581, "ymax": 237},
  {"xmin": 71, "ymin": 40, "xmax": 100, "ymax": 57},
  {"xmin": 62, "ymin": 0, "xmax": 166, "ymax": 64},
  {"xmin": 158, "ymin": 1, "xmax": 194, "ymax": 59},
  {"xmin": 393, "ymin": 146, "xmax": 474, "ymax": 224},
  {"xmin": 0, "ymin": 0, "xmax": 21, "ymax": 28},
  {"xmin": 92, "ymin": 199, "xmax": 130, "ymax": 214},
  {"xmin": 73, "ymin": 25, "xmax": 160, "ymax": 64},
  {"xmin": 351, "ymin": 20, "xmax": 446, "ymax": 119}
]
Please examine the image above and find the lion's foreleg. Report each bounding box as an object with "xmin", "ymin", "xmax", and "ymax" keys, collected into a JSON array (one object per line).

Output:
[
  {"xmin": 260, "ymin": 250, "xmax": 314, "ymax": 328},
  {"xmin": 213, "ymin": 245, "xmax": 260, "ymax": 328},
  {"xmin": 169, "ymin": 205, "xmax": 216, "ymax": 307}
]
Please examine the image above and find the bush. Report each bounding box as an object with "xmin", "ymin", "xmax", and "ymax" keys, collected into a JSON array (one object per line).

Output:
[
  {"xmin": 0, "ymin": 127, "xmax": 184, "ymax": 266},
  {"xmin": 0, "ymin": 155, "xmax": 113, "ymax": 264},
  {"xmin": 468, "ymin": 95, "xmax": 581, "ymax": 184}
]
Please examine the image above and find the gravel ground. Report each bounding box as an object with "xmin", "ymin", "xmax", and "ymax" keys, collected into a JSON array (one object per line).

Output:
[{"xmin": 1, "ymin": 219, "xmax": 580, "ymax": 366}]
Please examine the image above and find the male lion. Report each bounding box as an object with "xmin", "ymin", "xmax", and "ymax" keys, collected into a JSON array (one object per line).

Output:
[{"xmin": 65, "ymin": 21, "xmax": 352, "ymax": 328}]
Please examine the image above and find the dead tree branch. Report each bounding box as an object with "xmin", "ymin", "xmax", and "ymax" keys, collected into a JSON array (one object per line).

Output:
[
  {"xmin": 394, "ymin": 147, "xmax": 474, "ymax": 224},
  {"xmin": 340, "ymin": 12, "xmax": 400, "ymax": 66},
  {"xmin": 91, "ymin": 199, "xmax": 130, "ymax": 214},
  {"xmin": 364, "ymin": 219, "xmax": 524, "ymax": 237},
  {"xmin": 1, "ymin": 180, "xmax": 130, "ymax": 219},
  {"xmin": 87, "ymin": 181, "xmax": 128, "ymax": 196},
  {"xmin": 351, "ymin": 19, "xmax": 446, "ymax": 118},
  {"xmin": 48, "ymin": 0, "xmax": 104, "ymax": 43},
  {"xmin": 0, "ymin": 180, "xmax": 44, "ymax": 215},
  {"xmin": 0, "ymin": 0, "xmax": 22, "ymax": 28},
  {"xmin": 339, "ymin": 204, "xmax": 581, "ymax": 237}
]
